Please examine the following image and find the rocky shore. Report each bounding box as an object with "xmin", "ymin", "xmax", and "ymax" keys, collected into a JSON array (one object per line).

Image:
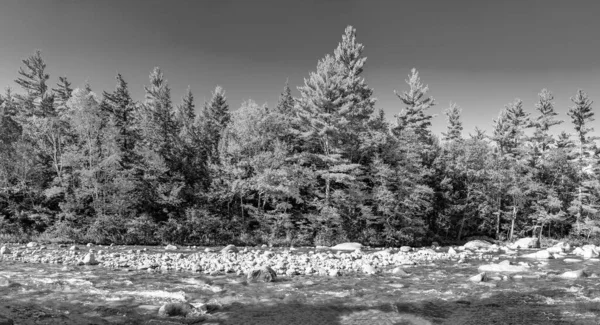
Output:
[{"xmin": 1, "ymin": 238, "xmax": 599, "ymax": 324}]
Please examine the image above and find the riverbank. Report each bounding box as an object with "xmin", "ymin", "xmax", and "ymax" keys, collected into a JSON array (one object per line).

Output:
[{"xmin": 1, "ymin": 239, "xmax": 599, "ymax": 324}]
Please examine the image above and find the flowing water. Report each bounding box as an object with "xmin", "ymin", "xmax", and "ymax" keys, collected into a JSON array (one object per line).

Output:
[{"xmin": 0, "ymin": 245, "xmax": 599, "ymax": 324}]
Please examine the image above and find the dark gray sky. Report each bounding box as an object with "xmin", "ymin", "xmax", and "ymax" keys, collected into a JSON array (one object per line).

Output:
[{"xmin": 1, "ymin": 0, "xmax": 599, "ymax": 136}]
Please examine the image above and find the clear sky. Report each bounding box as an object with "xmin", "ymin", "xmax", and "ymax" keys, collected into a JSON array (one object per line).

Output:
[{"xmin": 1, "ymin": 0, "xmax": 599, "ymax": 137}]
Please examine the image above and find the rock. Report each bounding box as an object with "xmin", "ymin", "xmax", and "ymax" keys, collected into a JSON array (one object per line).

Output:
[
  {"xmin": 165, "ymin": 244, "xmax": 178, "ymax": 250},
  {"xmin": 69, "ymin": 245, "xmax": 79, "ymax": 251},
  {"xmin": 331, "ymin": 242, "xmax": 363, "ymax": 251},
  {"xmin": 204, "ymin": 248, "xmax": 213, "ymax": 253},
  {"xmin": 400, "ymin": 246, "xmax": 412, "ymax": 252},
  {"xmin": 464, "ymin": 240, "xmax": 492, "ymax": 250},
  {"xmin": 447, "ymin": 247, "xmax": 457, "ymax": 255},
  {"xmin": 26, "ymin": 242, "xmax": 37, "ymax": 248},
  {"xmin": 86, "ymin": 243, "xmax": 94, "ymax": 247},
  {"xmin": 328, "ymin": 269, "xmax": 340, "ymax": 277},
  {"xmin": 362, "ymin": 264, "xmax": 377, "ymax": 275},
  {"xmin": 431, "ymin": 241, "xmax": 440, "ymax": 247},
  {"xmin": 158, "ymin": 302, "xmax": 194, "ymax": 317},
  {"xmin": 221, "ymin": 244, "xmax": 238, "ymax": 254},
  {"xmin": 0, "ymin": 246, "xmax": 10, "ymax": 255},
  {"xmin": 391, "ymin": 267, "xmax": 409, "ymax": 276},
  {"xmin": 511, "ymin": 237, "xmax": 539, "ymax": 249},
  {"xmin": 0, "ymin": 276, "xmax": 14, "ymax": 287},
  {"xmin": 373, "ymin": 249, "xmax": 391, "ymax": 257},
  {"xmin": 582, "ymin": 245, "xmax": 599, "ymax": 259},
  {"xmin": 521, "ymin": 249, "xmax": 553, "ymax": 259},
  {"xmin": 559, "ymin": 269, "xmax": 587, "ymax": 279},
  {"xmin": 83, "ymin": 252, "xmax": 98, "ymax": 265},
  {"xmin": 469, "ymin": 272, "xmax": 487, "ymax": 282},
  {"xmin": 478, "ymin": 262, "xmax": 528, "ymax": 273},
  {"xmin": 564, "ymin": 258, "xmax": 582, "ymax": 263},
  {"xmin": 247, "ymin": 266, "xmax": 276, "ymax": 283}
]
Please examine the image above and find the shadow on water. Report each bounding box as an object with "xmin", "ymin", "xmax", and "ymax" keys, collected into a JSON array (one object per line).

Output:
[
  {"xmin": 193, "ymin": 288, "xmax": 600, "ymax": 325},
  {"xmin": 1, "ymin": 283, "xmax": 600, "ymax": 324}
]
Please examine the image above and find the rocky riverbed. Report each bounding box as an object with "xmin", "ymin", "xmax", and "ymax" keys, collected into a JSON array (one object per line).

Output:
[{"xmin": 0, "ymin": 239, "xmax": 599, "ymax": 324}]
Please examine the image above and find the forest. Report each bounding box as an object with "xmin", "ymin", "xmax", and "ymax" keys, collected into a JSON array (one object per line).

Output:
[{"xmin": 0, "ymin": 26, "xmax": 598, "ymax": 247}]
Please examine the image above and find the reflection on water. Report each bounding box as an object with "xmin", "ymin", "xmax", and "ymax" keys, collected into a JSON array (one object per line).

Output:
[{"xmin": 0, "ymin": 246, "xmax": 599, "ymax": 324}]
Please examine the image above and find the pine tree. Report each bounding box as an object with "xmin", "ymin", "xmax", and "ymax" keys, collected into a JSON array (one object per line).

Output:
[
  {"xmin": 392, "ymin": 68, "xmax": 435, "ymax": 139},
  {"xmin": 275, "ymin": 80, "xmax": 295, "ymax": 115},
  {"xmin": 442, "ymin": 102, "xmax": 463, "ymax": 141},
  {"xmin": 201, "ymin": 86, "xmax": 230, "ymax": 162},
  {"xmin": 567, "ymin": 89, "xmax": 596, "ymax": 234},
  {"xmin": 139, "ymin": 67, "xmax": 178, "ymax": 160},
  {"xmin": 15, "ymin": 50, "xmax": 53, "ymax": 117},
  {"xmin": 296, "ymin": 26, "xmax": 376, "ymax": 237},
  {"xmin": 102, "ymin": 73, "xmax": 137, "ymax": 166},
  {"xmin": 53, "ymin": 76, "xmax": 73, "ymax": 114}
]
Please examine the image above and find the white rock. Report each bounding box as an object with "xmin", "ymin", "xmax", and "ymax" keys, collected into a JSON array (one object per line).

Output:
[
  {"xmin": 220, "ymin": 245, "xmax": 238, "ymax": 254},
  {"xmin": 464, "ymin": 240, "xmax": 492, "ymax": 250},
  {"xmin": 83, "ymin": 252, "xmax": 98, "ymax": 265},
  {"xmin": 521, "ymin": 250, "xmax": 553, "ymax": 259},
  {"xmin": 478, "ymin": 262, "xmax": 528, "ymax": 273},
  {"xmin": 391, "ymin": 267, "xmax": 409, "ymax": 276},
  {"xmin": 26, "ymin": 242, "xmax": 37, "ymax": 248},
  {"xmin": 558, "ymin": 269, "xmax": 587, "ymax": 279},
  {"xmin": 331, "ymin": 242, "xmax": 363, "ymax": 251},
  {"xmin": 564, "ymin": 258, "xmax": 582, "ymax": 263},
  {"xmin": 362, "ymin": 264, "xmax": 377, "ymax": 275},
  {"xmin": 511, "ymin": 237, "xmax": 539, "ymax": 249},
  {"xmin": 448, "ymin": 247, "xmax": 457, "ymax": 255},
  {"xmin": 400, "ymin": 246, "xmax": 412, "ymax": 252},
  {"xmin": 0, "ymin": 246, "xmax": 10, "ymax": 255},
  {"xmin": 469, "ymin": 272, "xmax": 487, "ymax": 282},
  {"xmin": 165, "ymin": 244, "xmax": 177, "ymax": 250}
]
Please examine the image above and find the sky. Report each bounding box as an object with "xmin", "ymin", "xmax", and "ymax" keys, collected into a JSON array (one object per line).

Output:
[{"xmin": 1, "ymin": 0, "xmax": 600, "ymax": 137}]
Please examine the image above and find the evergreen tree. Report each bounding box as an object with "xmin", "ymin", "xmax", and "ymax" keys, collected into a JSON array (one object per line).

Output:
[
  {"xmin": 15, "ymin": 50, "xmax": 53, "ymax": 117},
  {"xmin": 392, "ymin": 68, "xmax": 435, "ymax": 139},
  {"xmin": 102, "ymin": 73, "xmax": 137, "ymax": 166},
  {"xmin": 567, "ymin": 89, "xmax": 596, "ymax": 234},
  {"xmin": 202, "ymin": 86, "xmax": 230, "ymax": 162},
  {"xmin": 442, "ymin": 102, "xmax": 463, "ymax": 142},
  {"xmin": 53, "ymin": 76, "xmax": 73, "ymax": 114},
  {"xmin": 275, "ymin": 80, "xmax": 295, "ymax": 115}
]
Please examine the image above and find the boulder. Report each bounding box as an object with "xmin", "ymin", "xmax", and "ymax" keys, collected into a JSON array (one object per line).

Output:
[
  {"xmin": 82, "ymin": 252, "xmax": 98, "ymax": 265},
  {"xmin": 478, "ymin": 261, "xmax": 528, "ymax": 273},
  {"xmin": 69, "ymin": 245, "xmax": 79, "ymax": 251},
  {"xmin": 469, "ymin": 272, "xmax": 487, "ymax": 282},
  {"xmin": 511, "ymin": 237, "xmax": 539, "ymax": 249},
  {"xmin": 247, "ymin": 266, "xmax": 277, "ymax": 283},
  {"xmin": 0, "ymin": 276, "xmax": 14, "ymax": 287},
  {"xmin": 564, "ymin": 258, "xmax": 583, "ymax": 263},
  {"xmin": 158, "ymin": 302, "xmax": 194, "ymax": 317},
  {"xmin": 26, "ymin": 242, "xmax": 37, "ymax": 248},
  {"xmin": 400, "ymin": 246, "xmax": 412, "ymax": 252},
  {"xmin": 582, "ymin": 245, "xmax": 599, "ymax": 259},
  {"xmin": 521, "ymin": 249, "xmax": 553, "ymax": 259},
  {"xmin": 558, "ymin": 269, "xmax": 587, "ymax": 279},
  {"xmin": 391, "ymin": 267, "xmax": 409, "ymax": 276},
  {"xmin": 165, "ymin": 244, "xmax": 178, "ymax": 250},
  {"xmin": 464, "ymin": 240, "xmax": 492, "ymax": 250},
  {"xmin": 362, "ymin": 264, "xmax": 377, "ymax": 275},
  {"xmin": 220, "ymin": 244, "xmax": 238, "ymax": 254},
  {"xmin": 0, "ymin": 246, "xmax": 10, "ymax": 255},
  {"xmin": 331, "ymin": 242, "xmax": 363, "ymax": 251},
  {"xmin": 447, "ymin": 247, "xmax": 457, "ymax": 255}
]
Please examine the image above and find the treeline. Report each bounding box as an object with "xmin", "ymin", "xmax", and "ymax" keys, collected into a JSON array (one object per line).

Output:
[{"xmin": 0, "ymin": 26, "xmax": 598, "ymax": 246}]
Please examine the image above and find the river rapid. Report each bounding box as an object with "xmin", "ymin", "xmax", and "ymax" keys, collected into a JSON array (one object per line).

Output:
[{"xmin": 0, "ymin": 242, "xmax": 599, "ymax": 325}]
